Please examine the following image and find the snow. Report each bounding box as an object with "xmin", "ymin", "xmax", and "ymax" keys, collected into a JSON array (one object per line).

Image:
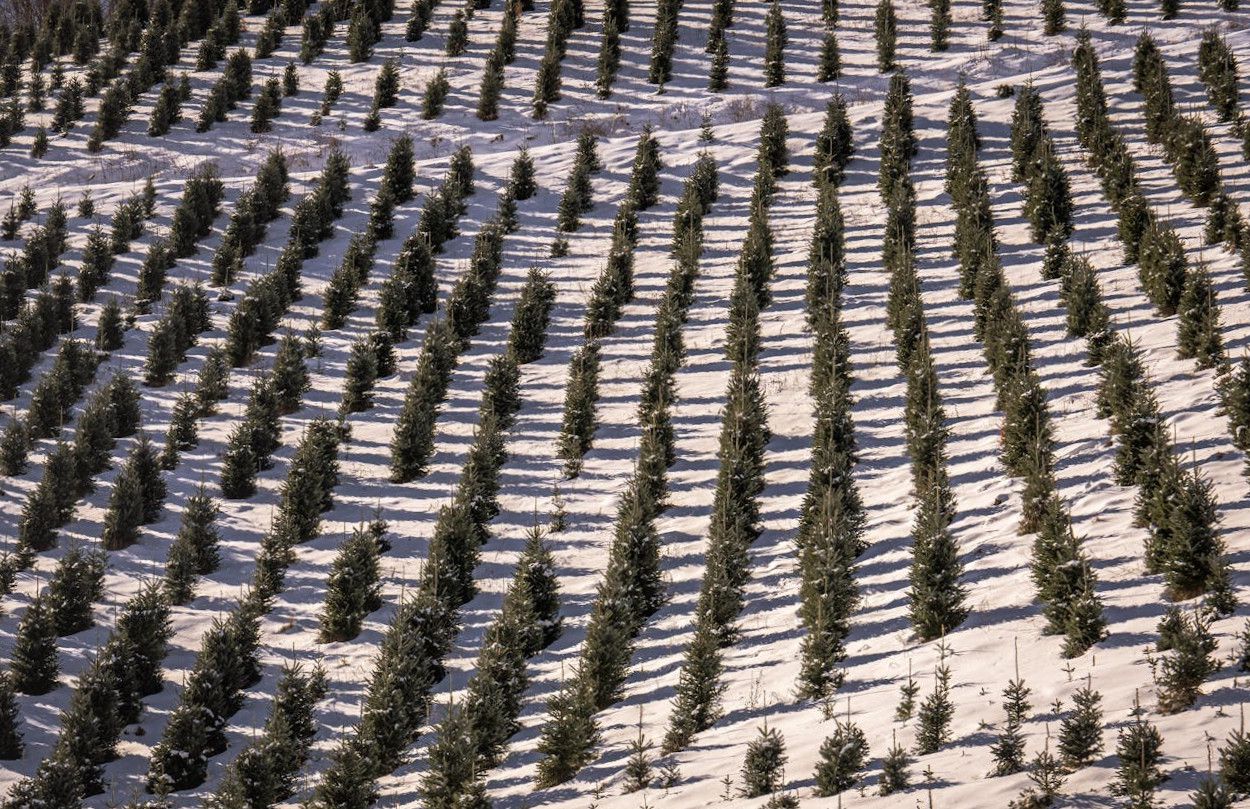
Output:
[{"xmin": 1, "ymin": 0, "xmax": 1249, "ymax": 807}]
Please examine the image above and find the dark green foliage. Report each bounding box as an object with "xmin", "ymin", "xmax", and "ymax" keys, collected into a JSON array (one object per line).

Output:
[
  {"xmin": 818, "ymin": 26, "xmax": 840, "ymax": 82},
  {"xmin": 556, "ymin": 342, "xmax": 600, "ymax": 477},
  {"xmin": 376, "ymin": 231, "xmax": 437, "ymax": 339},
  {"xmin": 1177, "ymin": 264, "xmax": 1225, "ymax": 368},
  {"xmin": 508, "ymin": 268, "xmax": 557, "ymax": 364},
  {"xmin": 206, "ymin": 662, "xmax": 327, "ymax": 809},
  {"xmin": 44, "ymin": 546, "xmax": 106, "ymax": 635},
  {"xmin": 509, "ymin": 148, "xmax": 536, "ymax": 200},
  {"xmin": 1043, "ymin": 0, "xmax": 1064, "ymax": 33},
  {"xmin": 421, "ymin": 67, "xmax": 449, "ymax": 119},
  {"xmin": 446, "ymin": 10, "xmax": 468, "ymax": 56},
  {"xmin": 648, "ymin": 0, "xmax": 680, "ymax": 86},
  {"xmin": 1221, "ymin": 720, "xmax": 1250, "ymax": 794},
  {"xmin": 147, "ymin": 601, "xmax": 266, "ymax": 792},
  {"xmin": 1198, "ymin": 30, "xmax": 1241, "ymax": 123},
  {"xmin": 164, "ymin": 486, "xmax": 221, "ymax": 605},
  {"xmin": 341, "ymin": 337, "xmax": 380, "ymax": 414},
  {"xmin": 628, "ymin": 126, "xmax": 663, "ymax": 210},
  {"xmin": 1138, "ymin": 220, "xmax": 1187, "ymax": 317},
  {"xmin": 1156, "ymin": 608, "xmax": 1217, "ymax": 713},
  {"xmin": 1111, "ymin": 711, "xmax": 1165, "ymax": 806},
  {"xmin": 915, "ymin": 650, "xmax": 954, "ymax": 755},
  {"xmin": 879, "ymin": 732, "xmax": 910, "ymax": 795},
  {"xmin": 372, "ymin": 57, "xmax": 400, "ymax": 111},
  {"xmin": 991, "ymin": 672, "xmax": 1032, "ymax": 776},
  {"xmin": 814, "ymin": 719, "xmax": 867, "ymax": 796},
  {"xmin": 763, "ymin": 0, "xmax": 786, "ymax": 87},
  {"xmin": 875, "ymin": 0, "xmax": 897, "ymax": 71},
  {"xmin": 758, "ymin": 102, "xmax": 789, "ymax": 178},
  {"xmin": 95, "ymin": 296, "xmax": 124, "ymax": 351},
  {"xmin": 12, "ymin": 596, "xmax": 59, "ymax": 694},
  {"xmin": 319, "ymin": 522, "xmax": 385, "ymax": 642},
  {"xmin": 220, "ymin": 376, "xmax": 281, "ymax": 499},
  {"xmin": 101, "ymin": 436, "xmax": 164, "ymax": 550},
  {"xmin": 272, "ymin": 333, "xmax": 309, "ymax": 415},
  {"xmin": 1058, "ymin": 678, "xmax": 1103, "ymax": 768},
  {"xmin": 741, "ymin": 725, "xmax": 786, "ymax": 797},
  {"xmin": 250, "ymin": 77, "xmax": 281, "ymax": 133},
  {"xmin": 0, "ymin": 671, "xmax": 22, "ymax": 759}
]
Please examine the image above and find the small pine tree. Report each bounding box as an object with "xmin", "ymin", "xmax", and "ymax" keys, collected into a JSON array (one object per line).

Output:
[
  {"xmin": 915, "ymin": 649, "xmax": 954, "ymax": 755},
  {"xmin": 930, "ymin": 0, "xmax": 951, "ymax": 51},
  {"xmin": 991, "ymin": 653, "xmax": 1032, "ymax": 776},
  {"xmin": 0, "ymin": 671, "xmax": 22, "ymax": 759},
  {"xmin": 250, "ymin": 77, "xmax": 281, "ymax": 133},
  {"xmin": 879, "ymin": 730, "xmax": 910, "ymax": 795},
  {"xmin": 895, "ymin": 661, "xmax": 920, "ymax": 721},
  {"xmin": 1058, "ymin": 678, "xmax": 1104, "ymax": 769},
  {"xmin": 875, "ymin": 0, "xmax": 898, "ymax": 72},
  {"xmin": 446, "ymin": 10, "xmax": 468, "ymax": 56},
  {"xmin": 1221, "ymin": 713, "xmax": 1250, "ymax": 793},
  {"xmin": 1157, "ymin": 609, "xmax": 1217, "ymax": 714},
  {"xmin": 318, "ymin": 522, "xmax": 384, "ymax": 642},
  {"xmin": 1177, "ymin": 265, "xmax": 1225, "ymax": 369},
  {"xmin": 814, "ymin": 717, "xmax": 868, "ymax": 796},
  {"xmin": 283, "ymin": 62, "xmax": 299, "ymax": 96},
  {"xmin": 1111, "ymin": 705, "xmax": 1165, "ymax": 806},
  {"xmin": 373, "ymin": 58, "xmax": 400, "ymax": 109},
  {"xmin": 622, "ymin": 717, "xmax": 654, "ymax": 792},
  {"xmin": 11, "ymin": 597, "xmax": 59, "ymax": 695},
  {"xmin": 96, "ymin": 296, "xmax": 125, "ymax": 351},
  {"xmin": 30, "ymin": 126, "xmax": 47, "ymax": 158},
  {"xmin": 421, "ymin": 67, "xmax": 450, "ymax": 119},
  {"xmin": 741, "ymin": 724, "xmax": 786, "ymax": 798},
  {"xmin": 762, "ymin": 0, "xmax": 786, "ymax": 87},
  {"xmin": 818, "ymin": 27, "xmax": 840, "ymax": 82},
  {"xmin": 1042, "ymin": 0, "xmax": 1065, "ymax": 34}
]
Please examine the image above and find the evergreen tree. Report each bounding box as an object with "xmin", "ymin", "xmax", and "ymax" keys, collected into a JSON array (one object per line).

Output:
[
  {"xmin": 818, "ymin": 26, "xmax": 840, "ymax": 82},
  {"xmin": 508, "ymin": 268, "xmax": 557, "ymax": 364},
  {"xmin": 991, "ymin": 665, "xmax": 1032, "ymax": 776},
  {"xmin": 875, "ymin": 0, "xmax": 898, "ymax": 72},
  {"xmin": 757, "ymin": 103, "xmax": 789, "ymax": 179},
  {"xmin": 250, "ymin": 76, "xmax": 281, "ymax": 133},
  {"xmin": 319, "ymin": 522, "xmax": 384, "ymax": 642},
  {"xmin": 1157, "ymin": 608, "xmax": 1217, "ymax": 713},
  {"xmin": 708, "ymin": 33, "xmax": 729, "ymax": 92},
  {"xmin": 1042, "ymin": 0, "xmax": 1065, "ymax": 34},
  {"xmin": 510, "ymin": 148, "xmax": 537, "ymax": 200},
  {"xmin": 0, "ymin": 671, "xmax": 22, "ymax": 759},
  {"xmin": 477, "ymin": 49, "xmax": 504, "ymax": 120},
  {"xmin": 879, "ymin": 730, "xmax": 910, "ymax": 795},
  {"xmin": 45, "ymin": 547, "xmax": 106, "ymax": 635},
  {"xmin": 1058, "ymin": 678, "xmax": 1104, "ymax": 769},
  {"xmin": 1177, "ymin": 265, "xmax": 1225, "ymax": 369},
  {"xmin": 622, "ymin": 719, "xmax": 654, "ymax": 792},
  {"xmin": 763, "ymin": 0, "xmax": 786, "ymax": 87},
  {"xmin": 814, "ymin": 718, "xmax": 868, "ymax": 796},
  {"xmin": 1019, "ymin": 736, "xmax": 1065, "ymax": 807},
  {"xmin": 421, "ymin": 67, "xmax": 450, "ymax": 119},
  {"xmin": 1221, "ymin": 716, "xmax": 1250, "ymax": 793},
  {"xmin": 12, "ymin": 596, "xmax": 59, "ymax": 695},
  {"xmin": 915, "ymin": 648, "xmax": 954, "ymax": 755},
  {"xmin": 95, "ymin": 296, "xmax": 124, "ymax": 351},
  {"xmin": 740, "ymin": 724, "xmax": 786, "ymax": 797},
  {"xmin": 446, "ymin": 10, "xmax": 468, "ymax": 56},
  {"xmin": 272, "ymin": 333, "xmax": 309, "ymax": 415},
  {"xmin": 1111, "ymin": 708, "xmax": 1165, "ymax": 806},
  {"xmin": 930, "ymin": 0, "xmax": 951, "ymax": 51},
  {"xmin": 373, "ymin": 58, "xmax": 400, "ymax": 108}
]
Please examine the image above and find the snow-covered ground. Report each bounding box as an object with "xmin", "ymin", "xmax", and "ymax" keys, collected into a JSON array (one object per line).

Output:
[{"xmin": 1, "ymin": 0, "xmax": 1249, "ymax": 806}]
